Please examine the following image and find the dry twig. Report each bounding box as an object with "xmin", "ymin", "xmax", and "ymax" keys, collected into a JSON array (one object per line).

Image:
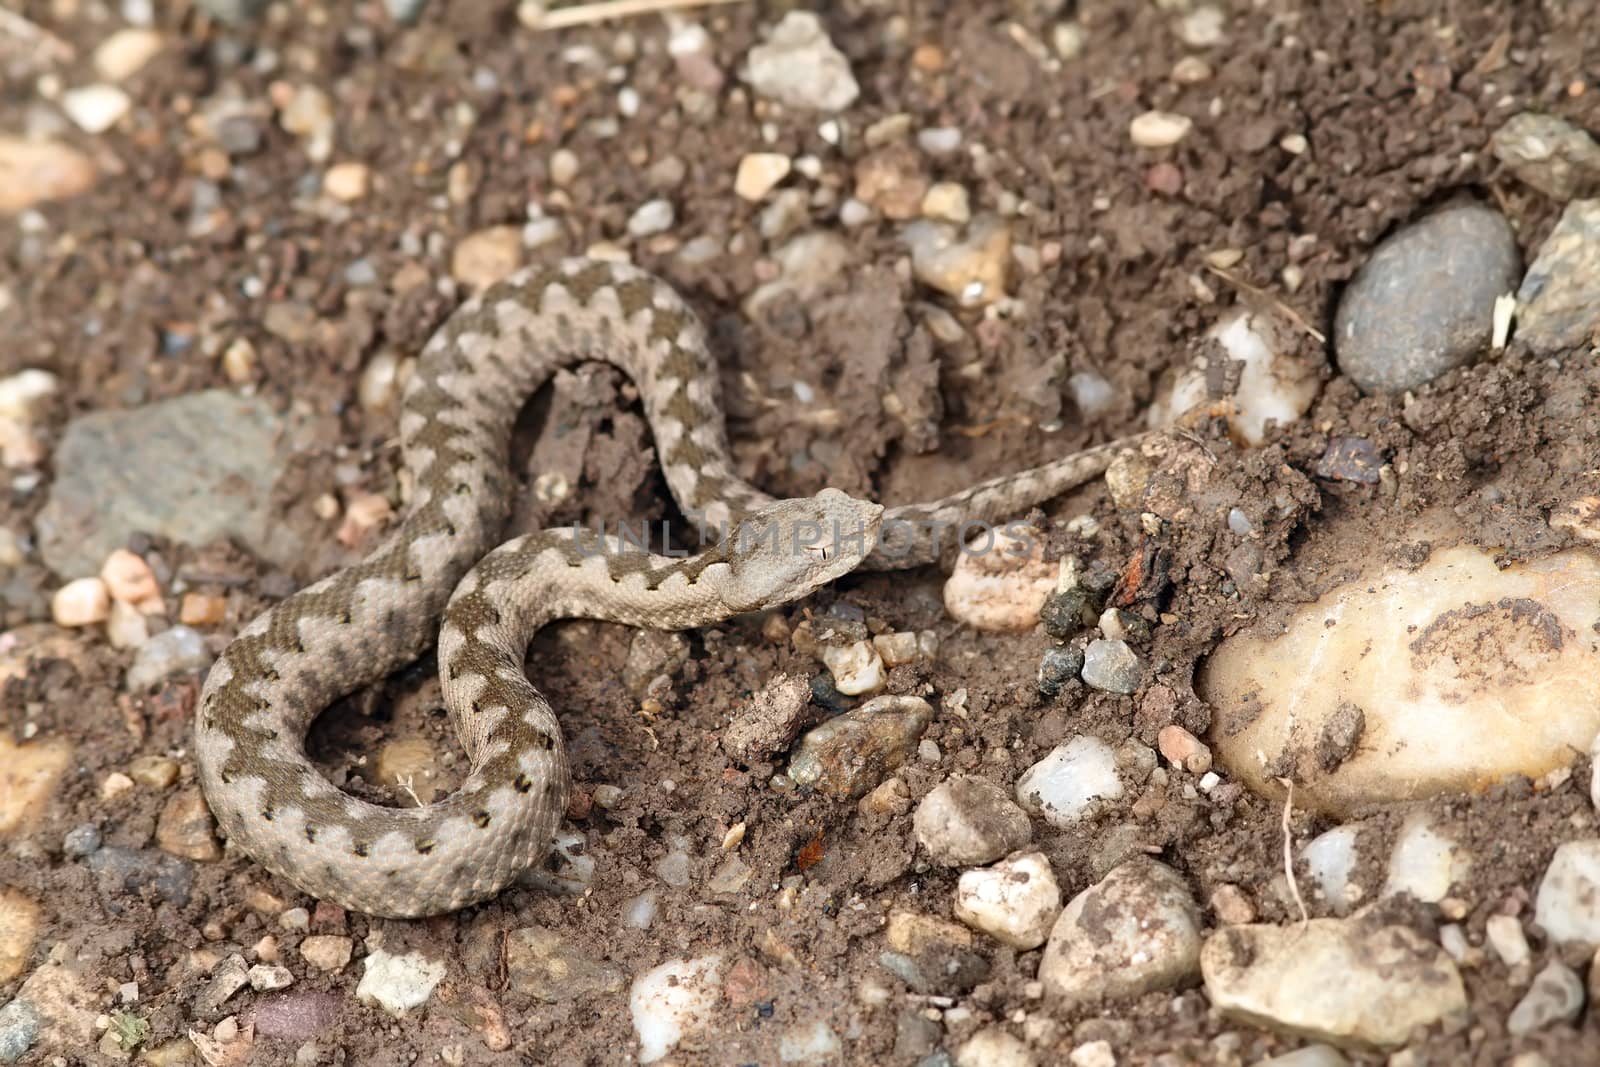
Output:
[
  {"xmin": 1276, "ymin": 776, "xmax": 1310, "ymax": 926},
  {"xmin": 1204, "ymin": 264, "xmax": 1327, "ymax": 345},
  {"xmin": 521, "ymin": 0, "xmax": 747, "ymax": 31}
]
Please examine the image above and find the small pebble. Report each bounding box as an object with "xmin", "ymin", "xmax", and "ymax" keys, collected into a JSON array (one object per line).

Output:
[
  {"xmin": 355, "ymin": 949, "xmax": 446, "ymax": 1018},
  {"xmin": 820, "ymin": 640, "xmax": 885, "ymax": 695},
  {"xmin": 1507, "ymin": 961, "xmax": 1584, "ymax": 1035},
  {"xmin": 179, "ymin": 593, "xmax": 228, "ymax": 626},
  {"xmin": 62, "ymin": 824, "xmax": 102, "ymax": 857},
  {"xmin": 902, "ymin": 215, "xmax": 1011, "ymax": 306},
  {"xmin": 1536, "ymin": 839, "xmax": 1600, "ymax": 946},
  {"xmin": 61, "ymin": 85, "xmax": 132, "ymax": 134},
  {"xmin": 1156, "ymin": 725, "xmax": 1211, "ymax": 774},
  {"xmin": 100, "ymin": 548, "xmax": 160, "ymax": 607},
  {"xmin": 1130, "ymin": 110, "xmax": 1193, "ymax": 148},
  {"xmin": 322, "ymin": 162, "xmax": 370, "ymax": 202},
  {"xmin": 1516, "ymin": 198, "xmax": 1600, "ymax": 354},
  {"xmin": 1486, "ymin": 914, "xmax": 1531, "ymax": 967},
  {"xmin": 788, "ymin": 696, "xmax": 934, "ymax": 800},
  {"xmin": 954, "ymin": 851, "xmax": 1061, "ymax": 950},
  {"xmin": 0, "ymin": 138, "xmax": 97, "ymax": 215},
  {"xmin": 956, "ymin": 1029, "xmax": 1036, "ymax": 1067},
  {"xmin": 52, "ymin": 577, "xmax": 110, "ymax": 627},
  {"xmin": 452, "ymin": 226, "xmax": 524, "ymax": 290},
  {"xmin": 921, "ymin": 182, "xmax": 971, "ymax": 224},
  {"xmin": 1080, "ymin": 639, "xmax": 1144, "ymax": 694},
  {"xmin": 248, "ymin": 964, "xmax": 293, "ymax": 992},
  {"xmin": 1015, "ymin": 736, "xmax": 1123, "ymax": 828},
  {"xmin": 1040, "ymin": 859, "xmax": 1202, "ymax": 1004},
  {"xmin": 93, "ymin": 29, "xmax": 163, "ymax": 81},
  {"xmin": 745, "ymin": 12, "xmax": 859, "ymax": 112},
  {"xmin": 913, "ymin": 775, "xmax": 1032, "ymax": 866},
  {"xmin": 1490, "ymin": 112, "xmax": 1600, "ymax": 201},
  {"xmin": 734, "ymin": 153, "xmax": 792, "ymax": 201},
  {"xmin": 627, "ymin": 199, "xmax": 676, "ymax": 238},
  {"xmin": 126, "ymin": 625, "xmax": 212, "ymax": 691},
  {"xmin": 299, "ymin": 935, "xmax": 353, "ymax": 973},
  {"xmin": 629, "ymin": 956, "xmax": 724, "ymax": 1064}
]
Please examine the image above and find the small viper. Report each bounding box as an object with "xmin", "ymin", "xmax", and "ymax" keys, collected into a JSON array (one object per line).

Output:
[{"xmin": 194, "ymin": 257, "xmax": 1134, "ymax": 917}]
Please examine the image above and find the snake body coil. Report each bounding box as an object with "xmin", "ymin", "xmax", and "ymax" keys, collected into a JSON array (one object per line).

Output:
[{"xmin": 193, "ymin": 258, "xmax": 1128, "ymax": 916}]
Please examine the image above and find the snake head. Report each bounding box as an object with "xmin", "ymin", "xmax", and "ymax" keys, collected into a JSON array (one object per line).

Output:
[{"xmin": 720, "ymin": 488, "xmax": 884, "ymax": 613}]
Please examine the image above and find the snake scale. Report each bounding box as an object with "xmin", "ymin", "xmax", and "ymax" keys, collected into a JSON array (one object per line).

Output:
[{"xmin": 193, "ymin": 256, "xmax": 1133, "ymax": 917}]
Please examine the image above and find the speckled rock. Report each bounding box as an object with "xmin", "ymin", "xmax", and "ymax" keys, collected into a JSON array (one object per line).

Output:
[
  {"xmin": 787, "ymin": 695, "xmax": 933, "ymax": 799},
  {"xmin": 1507, "ymin": 961, "xmax": 1584, "ymax": 1035},
  {"xmin": 1333, "ymin": 203, "xmax": 1519, "ymax": 394},
  {"xmin": 1535, "ymin": 839, "xmax": 1600, "ymax": 946},
  {"xmin": 355, "ymin": 949, "xmax": 445, "ymax": 1018},
  {"xmin": 1039, "ymin": 859, "xmax": 1202, "ymax": 1004},
  {"xmin": 745, "ymin": 12, "xmax": 858, "ymax": 112},
  {"xmin": 35, "ymin": 391, "xmax": 297, "ymax": 576},
  {"xmin": 912, "ymin": 775, "xmax": 1032, "ymax": 866},
  {"xmin": 1201, "ymin": 917, "xmax": 1467, "ymax": 1050},
  {"xmin": 879, "ymin": 911, "xmax": 988, "ymax": 995},
  {"xmin": 954, "ymin": 851, "xmax": 1061, "ymax": 949},
  {"xmin": 1491, "ymin": 113, "xmax": 1600, "ymax": 201},
  {"xmin": 1517, "ymin": 199, "xmax": 1600, "ymax": 354},
  {"xmin": 506, "ymin": 925, "xmax": 624, "ymax": 1002}
]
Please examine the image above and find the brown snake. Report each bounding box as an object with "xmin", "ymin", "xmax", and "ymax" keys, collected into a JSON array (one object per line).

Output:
[{"xmin": 193, "ymin": 257, "xmax": 1133, "ymax": 917}]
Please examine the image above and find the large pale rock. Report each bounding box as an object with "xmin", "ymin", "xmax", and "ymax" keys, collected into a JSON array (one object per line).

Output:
[
  {"xmin": 1201, "ymin": 917, "xmax": 1467, "ymax": 1050},
  {"xmin": 1202, "ymin": 540, "xmax": 1600, "ymax": 814}
]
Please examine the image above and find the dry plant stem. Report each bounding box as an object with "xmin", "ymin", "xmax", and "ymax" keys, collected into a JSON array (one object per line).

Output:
[
  {"xmin": 523, "ymin": 0, "xmax": 748, "ymax": 30},
  {"xmin": 1276, "ymin": 776, "xmax": 1310, "ymax": 926}
]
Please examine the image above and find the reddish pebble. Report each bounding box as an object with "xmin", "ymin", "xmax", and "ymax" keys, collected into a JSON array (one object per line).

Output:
[{"xmin": 1146, "ymin": 162, "xmax": 1185, "ymax": 196}]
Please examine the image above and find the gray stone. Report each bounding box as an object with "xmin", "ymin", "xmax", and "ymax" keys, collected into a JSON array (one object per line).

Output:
[
  {"xmin": 1491, "ymin": 112, "xmax": 1600, "ymax": 201},
  {"xmin": 745, "ymin": 12, "xmax": 858, "ymax": 112},
  {"xmin": 197, "ymin": 0, "xmax": 268, "ymax": 22},
  {"xmin": 0, "ymin": 1000, "xmax": 39, "ymax": 1064},
  {"xmin": 1040, "ymin": 859, "xmax": 1202, "ymax": 1004},
  {"xmin": 126, "ymin": 625, "xmax": 212, "ymax": 692},
  {"xmin": 1037, "ymin": 645, "xmax": 1084, "ymax": 697},
  {"xmin": 87, "ymin": 846, "xmax": 194, "ymax": 908},
  {"xmin": 788, "ymin": 695, "xmax": 933, "ymax": 799},
  {"xmin": 1080, "ymin": 639, "xmax": 1144, "ymax": 694},
  {"xmin": 1333, "ymin": 203, "xmax": 1520, "ymax": 393},
  {"xmin": 505, "ymin": 926, "xmax": 623, "ymax": 1002},
  {"xmin": 35, "ymin": 390, "xmax": 296, "ymax": 577},
  {"xmin": 383, "ymin": 0, "xmax": 428, "ymax": 23},
  {"xmin": 61, "ymin": 823, "xmax": 101, "ymax": 858},
  {"xmin": 1507, "ymin": 960, "xmax": 1584, "ymax": 1035},
  {"xmin": 912, "ymin": 775, "xmax": 1032, "ymax": 866},
  {"xmin": 1517, "ymin": 199, "xmax": 1600, "ymax": 354}
]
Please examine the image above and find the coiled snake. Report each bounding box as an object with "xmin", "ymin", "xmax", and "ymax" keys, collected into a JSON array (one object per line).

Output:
[{"xmin": 193, "ymin": 257, "xmax": 1132, "ymax": 917}]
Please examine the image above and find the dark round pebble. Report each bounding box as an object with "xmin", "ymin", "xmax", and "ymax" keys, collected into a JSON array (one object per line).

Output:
[{"xmin": 1038, "ymin": 645, "xmax": 1085, "ymax": 697}]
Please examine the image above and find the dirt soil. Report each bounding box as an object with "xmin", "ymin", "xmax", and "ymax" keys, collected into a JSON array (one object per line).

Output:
[{"xmin": 3, "ymin": 0, "xmax": 1600, "ymax": 1064}]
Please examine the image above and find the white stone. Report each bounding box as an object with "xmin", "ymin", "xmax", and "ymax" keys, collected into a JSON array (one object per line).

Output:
[
  {"xmin": 955, "ymin": 851, "xmax": 1061, "ymax": 949},
  {"xmin": 61, "ymin": 85, "xmax": 132, "ymax": 134},
  {"xmin": 106, "ymin": 599, "xmax": 149, "ymax": 650},
  {"xmin": 778, "ymin": 1020, "xmax": 841, "ymax": 1064},
  {"xmin": 921, "ymin": 182, "xmax": 971, "ymax": 223},
  {"xmin": 1485, "ymin": 914, "xmax": 1530, "ymax": 967},
  {"xmin": 323, "ymin": 162, "xmax": 370, "ymax": 202},
  {"xmin": 745, "ymin": 12, "xmax": 859, "ymax": 112},
  {"xmin": 1382, "ymin": 814, "xmax": 1469, "ymax": 904},
  {"xmin": 942, "ymin": 524, "xmax": 1053, "ymax": 633},
  {"xmin": 902, "ymin": 215, "xmax": 1011, "ymax": 306},
  {"xmin": 1535, "ymin": 839, "xmax": 1600, "ymax": 946},
  {"xmin": 1015, "ymin": 736, "xmax": 1123, "ymax": 828},
  {"xmin": 1202, "ymin": 538, "xmax": 1600, "ymax": 814},
  {"xmin": 355, "ymin": 949, "xmax": 445, "ymax": 1018},
  {"xmin": 1040, "ymin": 859, "xmax": 1202, "ymax": 1004},
  {"xmin": 629, "ymin": 955, "xmax": 722, "ymax": 1064},
  {"xmin": 627, "ymin": 199, "xmax": 675, "ymax": 238},
  {"xmin": 1253, "ymin": 1046, "xmax": 1350, "ymax": 1067},
  {"xmin": 914, "ymin": 775, "xmax": 1032, "ymax": 866},
  {"xmin": 820, "ymin": 641, "xmax": 884, "ymax": 696},
  {"xmin": 0, "ymin": 370, "xmax": 59, "ymax": 422},
  {"xmin": 956, "ymin": 1028, "xmax": 1035, "ymax": 1067},
  {"xmin": 1130, "ymin": 110, "xmax": 1193, "ymax": 148},
  {"xmin": 1303, "ymin": 826, "xmax": 1361, "ymax": 914},
  {"xmin": 1201, "ymin": 918, "xmax": 1467, "ymax": 1050},
  {"xmin": 734, "ymin": 153, "xmax": 791, "ymax": 201},
  {"xmin": 93, "ymin": 29, "xmax": 163, "ymax": 81},
  {"xmin": 623, "ymin": 890, "xmax": 658, "ymax": 930},
  {"xmin": 1148, "ymin": 310, "xmax": 1317, "ymax": 446},
  {"xmin": 52, "ymin": 578, "xmax": 110, "ymax": 627},
  {"xmin": 1069, "ymin": 1042, "xmax": 1116, "ymax": 1067}
]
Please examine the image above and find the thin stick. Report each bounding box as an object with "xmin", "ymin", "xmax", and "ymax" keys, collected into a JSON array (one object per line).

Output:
[
  {"xmin": 1275, "ymin": 776, "xmax": 1309, "ymax": 926},
  {"xmin": 0, "ymin": 5, "xmax": 74, "ymax": 61},
  {"xmin": 522, "ymin": 0, "xmax": 747, "ymax": 31},
  {"xmin": 1205, "ymin": 265, "xmax": 1327, "ymax": 345}
]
